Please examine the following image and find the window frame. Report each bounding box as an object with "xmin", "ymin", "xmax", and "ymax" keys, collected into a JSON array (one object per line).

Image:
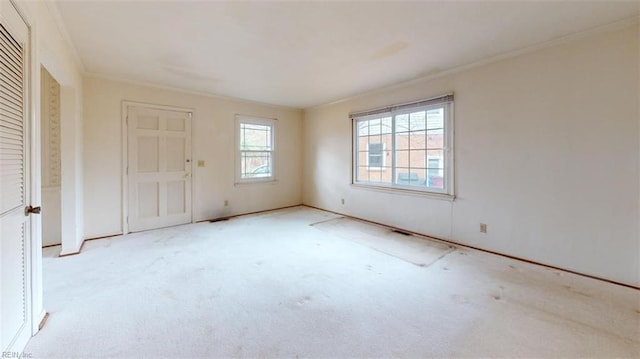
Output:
[
  {"xmin": 235, "ymin": 115, "xmax": 276, "ymax": 184},
  {"xmin": 351, "ymin": 97, "xmax": 454, "ymax": 198}
]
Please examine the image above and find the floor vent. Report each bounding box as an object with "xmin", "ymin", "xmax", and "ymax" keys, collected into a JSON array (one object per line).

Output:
[
  {"xmin": 209, "ymin": 218, "xmax": 230, "ymax": 223},
  {"xmin": 392, "ymin": 229, "xmax": 412, "ymax": 236}
]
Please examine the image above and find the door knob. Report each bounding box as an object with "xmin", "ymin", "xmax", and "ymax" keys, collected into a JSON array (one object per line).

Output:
[{"xmin": 25, "ymin": 205, "xmax": 42, "ymax": 216}]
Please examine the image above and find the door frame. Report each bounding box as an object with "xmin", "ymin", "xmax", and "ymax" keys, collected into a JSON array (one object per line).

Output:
[{"xmin": 121, "ymin": 101, "xmax": 195, "ymax": 234}]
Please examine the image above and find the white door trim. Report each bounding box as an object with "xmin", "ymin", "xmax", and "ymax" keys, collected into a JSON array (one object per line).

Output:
[{"xmin": 121, "ymin": 101, "xmax": 195, "ymax": 234}]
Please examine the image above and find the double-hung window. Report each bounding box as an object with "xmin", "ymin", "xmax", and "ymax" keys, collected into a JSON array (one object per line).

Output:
[
  {"xmin": 236, "ymin": 115, "xmax": 276, "ymax": 183},
  {"xmin": 352, "ymin": 94, "xmax": 454, "ymax": 196}
]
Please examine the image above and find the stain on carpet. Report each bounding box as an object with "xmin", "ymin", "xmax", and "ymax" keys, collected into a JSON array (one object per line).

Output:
[{"xmin": 311, "ymin": 217, "xmax": 455, "ymax": 267}]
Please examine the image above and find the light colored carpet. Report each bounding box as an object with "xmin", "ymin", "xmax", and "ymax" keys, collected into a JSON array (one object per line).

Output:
[
  {"xmin": 26, "ymin": 206, "xmax": 639, "ymax": 358},
  {"xmin": 312, "ymin": 216, "xmax": 455, "ymax": 266}
]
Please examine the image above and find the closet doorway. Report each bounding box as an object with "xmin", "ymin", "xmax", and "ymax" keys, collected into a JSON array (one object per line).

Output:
[{"xmin": 40, "ymin": 67, "xmax": 61, "ymax": 247}]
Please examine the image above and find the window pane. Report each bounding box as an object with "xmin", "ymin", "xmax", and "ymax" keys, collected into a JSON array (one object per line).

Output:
[
  {"xmin": 408, "ymin": 131, "xmax": 426, "ymax": 150},
  {"xmin": 356, "ymin": 118, "xmax": 392, "ymax": 185},
  {"xmin": 358, "ymin": 166, "xmax": 370, "ymax": 182},
  {"xmin": 358, "ymin": 150, "xmax": 368, "ymax": 168},
  {"xmin": 396, "ymin": 167, "xmax": 409, "ymax": 184},
  {"xmin": 427, "ymin": 107, "xmax": 444, "ymax": 134},
  {"xmin": 396, "ymin": 150, "xmax": 409, "ymax": 168},
  {"xmin": 396, "ymin": 168, "xmax": 426, "ymax": 187},
  {"xmin": 408, "ymin": 149, "xmax": 426, "ymax": 168},
  {"xmin": 369, "ymin": 154, "xmax": 383, "ymax": 167},
  {"xmin": 370, "ymin": 134, "xmax": 382, "ymax": 149},
  {"xmin": 426, "ymin": 150, "xmax": 444, "ymax": 163},
  {"xmin": 370, "ymin": 168, "xmax": 382, "ymax": 183},
  {"xmin": 368, "ymin": 143, "xmax": 383, "ymax": 167},
  {"xmin": 380, "ymin": 165, "xmax": 392, "ymax": 185},
  {"xmin": 382, "ymin": 150, "xmax": 392, "ymax": 166},
  {"xmin": 426, "ymin": 150, "xmax": 444, "ymax": 189},
  {"xmin": 395, "ymin": 114, "xmax": 409, "ymax": 134},
  {"xmin": 409, "ymin": 111, "xmax": 426, "ymax": 131},
  {"xmin": 240, "ymin": 123, "xmax": 272, "ymax": 151},
  {"xmin": 355, "ymin": 118, "xmax": 368, "ymax": 183},
  {"xmin": 240, "ymin": 151, "xmax": 272, "ymax": 178},
  {"xmin": 358, "ymin": 121, "xmax": 369, "ymax": 136},
  {"xmin": 380, "ymin": 117, "xmax": 392, "ymax": 135},
  {"xmin": 427, "ymin": 131, "xmax": 444, "ymax": 149},
  {"xmin": 396, "ymin": 132, "xmax": 409, "ymax": 150},
  {"xmin": 411, "ymin": 169, "xmax": 427, "ymax": 186},
  {"xmin": 369, "ymin": 143, "xmax": 382, "ymax": 155}
]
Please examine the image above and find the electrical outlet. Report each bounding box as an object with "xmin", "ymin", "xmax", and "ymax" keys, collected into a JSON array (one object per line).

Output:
[
  {"xmin": 341, "ymin": 198, "xmax": 345, "ymax": 205},
  {"xmin": 224, "ymin": 200, "xmax": 229, "ymax": 207},
  {"xmin": 480, "ymin": 223, "xmax": 487, "ymax": 233}
]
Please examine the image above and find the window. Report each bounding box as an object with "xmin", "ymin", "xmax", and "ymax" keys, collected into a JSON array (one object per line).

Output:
[
  {"xmin": 236, "ymin": 115, "xmax": 276, "ymax": 182},
  {"xmin": 352, "ymin": 94, "xmax": 454, "ymax": 196}
]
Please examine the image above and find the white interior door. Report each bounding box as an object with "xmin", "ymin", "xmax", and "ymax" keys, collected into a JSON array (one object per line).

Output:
[
  {"xmin": 0, "ymin": 0, "xmax": 32, "ymax": 352},
  {"xmin": 127, "ymin": 105, "xmax": 192, "ymax": 232}
]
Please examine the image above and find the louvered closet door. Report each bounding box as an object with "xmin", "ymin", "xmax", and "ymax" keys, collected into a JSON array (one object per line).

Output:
[{"xmin": 0, "ymin": 0, "xmax": 31, "ymax": 352}]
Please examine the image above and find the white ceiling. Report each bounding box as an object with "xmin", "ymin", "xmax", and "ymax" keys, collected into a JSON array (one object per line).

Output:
[{"xmin": 55, "ymin": 1, "xmax": 639, "ymax": 108}]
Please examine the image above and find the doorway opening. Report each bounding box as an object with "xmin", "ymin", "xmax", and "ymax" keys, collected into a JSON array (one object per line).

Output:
[{"xmin": 40, "ymin": 67, "xmax": 62, "ymax": 249}]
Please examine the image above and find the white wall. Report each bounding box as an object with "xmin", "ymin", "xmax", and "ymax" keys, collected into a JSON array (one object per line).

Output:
[
  {"xmin": 303, "ymin": 24, "xmax": 640, "ymax": 287},
  {"xmin": 83, "ymin": 77, "xmax": 303, "ymax": 239}
]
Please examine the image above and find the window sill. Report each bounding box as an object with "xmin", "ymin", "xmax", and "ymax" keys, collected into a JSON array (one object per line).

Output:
[
  {"xmin": 234, "ymin": 178, "xmax": 278, "ymax": 186},
  {"xmin": 350, "ymin": 183, "xmax": 455, "ymax": 201}
]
